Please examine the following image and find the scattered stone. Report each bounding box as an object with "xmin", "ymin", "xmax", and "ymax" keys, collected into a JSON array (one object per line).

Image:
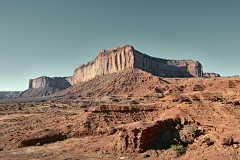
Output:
[{"xmin": 233, "ymin": 144, "xmax": 239, "ymax": 149}]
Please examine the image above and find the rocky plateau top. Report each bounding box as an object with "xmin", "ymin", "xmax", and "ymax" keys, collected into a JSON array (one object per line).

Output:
[{"xmin": 21, "ymin": 45, "xmax": 220, "ymax": 98}]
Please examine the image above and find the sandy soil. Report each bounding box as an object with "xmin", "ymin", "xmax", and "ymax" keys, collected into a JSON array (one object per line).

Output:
[{"xmin": 0, "ymin": 70, "xmax": 240, "ymax": 159}]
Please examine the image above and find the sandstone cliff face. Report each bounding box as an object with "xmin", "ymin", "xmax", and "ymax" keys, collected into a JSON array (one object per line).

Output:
[
  {"xmin": 203, "ymin": 73, "xmax": 220, "ymax": 78},
  {"xmin": 29, "ymin": 76, "xmax": 71, "ymax": 89},
  {"xmin": 72, "ymin": 45, "xmax": 204, "ymax": 84},
  {"xmin": 72, "ymin": 45, "xmax": 134, "ymax": 85},
  {"xmin": 134, "ymin": 50, "xmax": 203, "ymax": 78}
]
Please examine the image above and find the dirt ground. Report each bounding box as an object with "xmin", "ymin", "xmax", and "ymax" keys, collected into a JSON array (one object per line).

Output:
[{"xmin": 0, "ymin": 70, "xmax": 240, "ymax": 160}]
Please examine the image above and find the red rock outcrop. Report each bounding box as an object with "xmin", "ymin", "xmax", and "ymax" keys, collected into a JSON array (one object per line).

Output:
[
  {"xmin": 116, "ymin": 119, "xmax": 181, "ymax": 153},
  {"xmin": 109, "ymin": 108, "xmax": 195, "ymax": 153},
  {"xmin": 72, "ymin": 45, "xmax": 205, "ymax": 85}
]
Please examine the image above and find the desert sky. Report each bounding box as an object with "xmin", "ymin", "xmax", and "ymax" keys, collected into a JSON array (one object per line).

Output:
[{"xmin": 0, "ymin": 0, "xmax": 239, "ymax": 91}]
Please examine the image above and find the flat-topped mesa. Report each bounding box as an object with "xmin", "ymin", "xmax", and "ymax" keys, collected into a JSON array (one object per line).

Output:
[
  {"xmin": 29, "ymin": 76, "xmax": 72, "ymax": 89},
  {"xmin": 203, "ymin": 73, "xmax": 221, "ymax": 78},
  {"xmin": 72, "ymin": 45, "xmax": 204, "ymax": 84}
]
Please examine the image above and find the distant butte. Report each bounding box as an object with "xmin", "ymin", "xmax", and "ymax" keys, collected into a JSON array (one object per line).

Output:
[{"xmin": 18, "ymin": 45, "xmax": 220, "ymax": 98}]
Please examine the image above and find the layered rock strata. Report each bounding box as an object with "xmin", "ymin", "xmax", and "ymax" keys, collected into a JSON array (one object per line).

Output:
[
  {"xmin": 72, "ymin": 45, "xmax": 135, "ymax": 85},
  {"xmin": 116, "ymin": 119, "xmax": 181, "ymax": 153},
  {"xmin": 72, "ymin": 45, "xmax": 212, "ymax": 85},
  {"xmin": 23, "ymin": 45, "xmax": 220, "ymax": 98},
  {"xmin": 114, "ymin": 108, "xmax": 195, "ymax": 153}
]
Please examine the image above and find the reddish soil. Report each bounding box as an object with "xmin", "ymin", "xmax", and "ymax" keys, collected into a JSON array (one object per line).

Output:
[{"xmin": 0, "ymin": 69, "xmax": 240, "ymax": 159}]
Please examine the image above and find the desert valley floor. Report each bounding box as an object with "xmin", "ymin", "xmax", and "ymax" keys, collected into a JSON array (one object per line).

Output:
[{"xmin": 0, "ymin": 69, "xmax": 240, "ymax": 160}]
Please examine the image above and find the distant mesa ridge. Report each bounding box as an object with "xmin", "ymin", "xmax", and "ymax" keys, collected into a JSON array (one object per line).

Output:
[
  {"xmin": 19, "ymin": 45, "xmax": 219, "ymax": 98},
  {"xmin": 28, "ymin": 76, "xmax": 71, "ymax": 89},
  {"xmin": 30, "ymin": 45, "xmax": 220, "ymax": 89},
  {"xmin": 15, "ymin": 76, "xmax": 72, "ymax": 98},
  {"xmin": 71, "ymin": 45, "xmax": 219, "ymax": 85},
  {"xmin": 203, "ymin": 73, "xmax": 220, "ymax": 78}
]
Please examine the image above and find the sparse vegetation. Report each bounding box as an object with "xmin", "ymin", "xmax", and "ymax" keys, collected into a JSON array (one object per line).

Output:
[
  {"xmin": 50, "ymin": 104, "xmax": 56, "ymax": 108},
  {"xmin": 184, "ymin": 125, "xmax": 196, "ymax": 133},
  {"xmin": 17, "ymin": 106, "xmax": 22, "ymax": 110},
  {"xmin": 142, "ymin": 153, "xmax": 149, "ymax": 158},
  {"xmin": 0, "ymin": 69, "xmax": 240, "ymax": 160},
  {"xmin": 171, "ymin": 144, "xmax": 185, "ymax": 156}
]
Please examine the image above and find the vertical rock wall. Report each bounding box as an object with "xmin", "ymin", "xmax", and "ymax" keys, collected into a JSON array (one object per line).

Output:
[
  {"xmin": 133, "ymin": 50, "xmax": 203, "ymax": 78},
  {"xmin": 72, "ymin": 45, "xmax": 135, "ymax": 84},
  {"xmin": 72, "ymin": 45, "xmax": 204, "ymax": 85}
]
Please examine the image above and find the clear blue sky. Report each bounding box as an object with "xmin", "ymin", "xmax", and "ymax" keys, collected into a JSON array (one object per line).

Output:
[{"xmin": 1, "ymin": 0, "xmax": 240, "ymax": 91}]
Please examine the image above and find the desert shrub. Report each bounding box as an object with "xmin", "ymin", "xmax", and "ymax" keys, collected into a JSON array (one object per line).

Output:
[
  {"xmin": 142, "ymin": 154, "xmax": 149, "ymax": 158},
  {"xmin": 50, "ymin": 104, "xmax": 56, "ymax": 108},
  {"xmin": 171, "ymin": 144, "xmax": 177, "ymax": 150},
  {"xmin": 184, "ymin": 125, "xmax": 196, "ymax": 133},
  {"xmin": 36, "ymin": 142, "xmax": 41, "ymax": 146},
  {"xmin": 236, "ymin": 125, "xmax": 240, "ymax": 129},
  {"xmin": 181, "ymin": 138, "xmax": 188, "ymax": 144},
  {"xmin": 171, "ymin": 144, "xmax": 185, "ymax": 155},
  {"xmin": 17, "ymin": 106, "xmax": 22, "ymax": 110}
]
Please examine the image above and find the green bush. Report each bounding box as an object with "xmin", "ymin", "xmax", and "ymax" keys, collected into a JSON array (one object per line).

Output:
[
  {"xmin": 142, "ymin": 153, "xmax": 149, "ymax": 158},
  {"xmin": 184, "ymin": 125, "xmax": 196, "ymax": 133},
  {"xmin": 181, "ymin": 138, "xmax": 188, "ymax": 144},
  {"xmin": 171, "ymin": 144, "xmax": 185, "ymax": 155},
  {"xmin": 36, "ymin": 142, "xmax": 41, "ymax": 146},
  {"xmin": 17, "ymin": 106, "xmax": 22, "ymax": 110},
  {"xmin": 50, "ymin": 104, "xmax": 56, "ymax": 108}
]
